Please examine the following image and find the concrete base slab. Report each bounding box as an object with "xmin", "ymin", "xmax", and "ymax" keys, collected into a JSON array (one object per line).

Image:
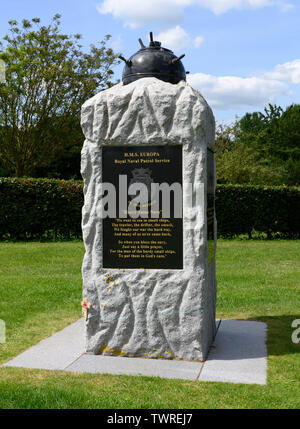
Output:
[
  {"xmin": 4, "ymin": 319, "xmax": 85, "ymax": 370},
  {"xmin": 3, "ymin": 319, "xmax": 267, "ymax": 385},
  {"xmin": 66, "ymin": 354, "xmax": 201, "ymax": 380},
  {"xmin": 199, "ymin": 320, "xmax": 267, "ymax": 385}
]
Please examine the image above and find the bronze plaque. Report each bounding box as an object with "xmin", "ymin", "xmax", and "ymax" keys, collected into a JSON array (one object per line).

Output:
[{"xmin": 102, "ymin": 146, "xmax": 183, "ymax": 269}]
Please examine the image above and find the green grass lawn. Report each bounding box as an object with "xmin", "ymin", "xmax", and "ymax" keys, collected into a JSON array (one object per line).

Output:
[{"xmin": 0, "ymin": 240, "xmax": 299, "ymax": 409}]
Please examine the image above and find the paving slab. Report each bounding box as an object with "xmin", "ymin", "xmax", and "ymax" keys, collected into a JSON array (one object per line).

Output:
[
  {"xmin": 4, "ymin": 318, "xmax": 85, "ymax": 370},
  {"xmin": 199, "ymin": 320, "xmax": 267, "ymax": 385},
  {"xmin": 3, "ymin": 319, "xmax": 267, "ymax": 384},
  {"xmin": 66, "ymin": 354, "xmax": 202, "ymax": 380}
]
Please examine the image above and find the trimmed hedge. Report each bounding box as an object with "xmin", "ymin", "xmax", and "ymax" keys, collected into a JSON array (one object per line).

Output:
[
  {"xmin": 0, "ymin": 178, "xmax": 83, "ymax": 240},
  {"xmin": 0, "ymin": 178, "xmax": 299, "ymax": 240},
  {"xmin": 216, "ymin": 184, "xmax": 300, "ymax": 238}
]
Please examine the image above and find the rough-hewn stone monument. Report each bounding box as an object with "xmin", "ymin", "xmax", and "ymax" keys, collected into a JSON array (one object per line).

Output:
[{"xmin": 81, "ymin": 35, "xmax": 216, "ymax": 361}]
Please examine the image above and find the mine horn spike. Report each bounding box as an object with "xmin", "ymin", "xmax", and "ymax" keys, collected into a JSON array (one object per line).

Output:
[
  {"xmin": 149, "ymin": 31, "xmax": 154, "ymax": 43},
  {"xmin": 172, "ymin": 54, "xmax": 185, "ymax": 65},
  {"xmin": 138, "ymin": 38, "xmax": 146, "ymax": 48},
  {"xmin": 118, "ymin": 55, "xmax": 132, "ymax": 67}
]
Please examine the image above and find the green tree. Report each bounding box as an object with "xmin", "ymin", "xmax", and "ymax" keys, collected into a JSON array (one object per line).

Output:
[
  {"xmin": 216, "ymin": 104, "xmax": 300, "ymax": 186},
  {"xmin": 215, "ymin": 123, "xmax": 235, "ymax": 154},
  {"xmin": 216, "ymin": 141, "xmax": 287, "ymax": 185},
  {"xmin": 0, "ymin": 15, "xmax": 119, "ymax": 177}
]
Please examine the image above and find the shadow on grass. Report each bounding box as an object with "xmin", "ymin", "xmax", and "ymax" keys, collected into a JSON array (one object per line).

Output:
[{"xmin": 244, "ymin": 315, "xmax": 300, "ymax": 357}]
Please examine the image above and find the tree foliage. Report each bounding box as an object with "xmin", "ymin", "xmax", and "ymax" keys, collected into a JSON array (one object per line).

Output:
[
  {"xmin": 0, "ymin": 15, "xmax": 119, "ymax": 177},
  {"xmin": 216, "ymin": 104, "xmax": 300, "ymax": 186}
]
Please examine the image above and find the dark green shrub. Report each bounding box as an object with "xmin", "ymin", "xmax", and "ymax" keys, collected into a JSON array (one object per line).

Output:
[
  {"xmin": 216, "ymin": 184, "xmax": 300, "ymax": 238},
  {"xmin": 0, "ymin": 178, "xmax": 83, "ymax": 240}
]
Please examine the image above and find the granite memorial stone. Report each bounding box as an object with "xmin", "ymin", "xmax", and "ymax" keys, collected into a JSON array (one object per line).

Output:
[{"xmin": 81, "ymin": 36, "xmax": 216, "ymax": 361}]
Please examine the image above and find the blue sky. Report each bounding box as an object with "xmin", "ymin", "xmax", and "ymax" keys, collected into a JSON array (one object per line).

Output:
[{"xmin": 1, "ymin": 0, "xmax": 300, "ymax": 123}]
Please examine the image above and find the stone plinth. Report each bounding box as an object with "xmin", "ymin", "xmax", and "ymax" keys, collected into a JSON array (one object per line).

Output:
[{"xmin": 81, "ymin": 77, "xmax": 216, "ymax": 361}]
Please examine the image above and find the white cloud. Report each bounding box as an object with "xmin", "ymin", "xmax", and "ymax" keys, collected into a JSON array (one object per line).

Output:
[
  {"xmin": 194, "ymin": 36, "xmax": 204, "ymax": 48},
  {"xmin": 187, "ymin": 72, "xmax": 290, "ymax": 110},
  {"xmin": 263, "ymin": 59, "xmax": 300, "ymax": 84},
  {"xmin": 155, "ymin": 26, "xmax": 204, "ymax": 51},
  {"xmin": 195, "ymin": 0, "xmax": 293, "ymax": 15},
  {"xmin": 97, "ymin": 0, "xmax": 188, "ymax": 28},
  {"xmin": 187, "ymin": 59, "xmax": 300, "ymax": 111},
  {"xmin": 276, "ymin": 0, "xmax": 294, "ymax": 12},
  {"xmin": 196, "ymin": 0, "xmax": 271, "ymax": 15},
  {"xmin": 97, "ymin": 0, "xmax": 293, "ymax": 26}
]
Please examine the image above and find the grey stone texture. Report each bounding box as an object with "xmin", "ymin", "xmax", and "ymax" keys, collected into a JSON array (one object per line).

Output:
[{"xmin": 80, "ymin": 77, "xmax": 216, "ymax": 361}]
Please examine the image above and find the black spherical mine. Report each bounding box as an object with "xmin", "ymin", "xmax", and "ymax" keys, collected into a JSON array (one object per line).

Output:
[{"xmin": 119, "ymin": 32, "xmax": 186, "ymax": 85}]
